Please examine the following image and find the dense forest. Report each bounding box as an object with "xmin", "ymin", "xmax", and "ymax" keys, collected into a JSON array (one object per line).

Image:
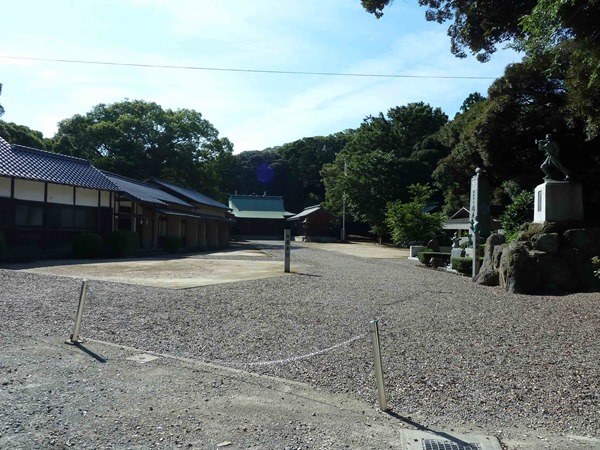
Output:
[{"xmin": 1, "ymin": 0, "xmax": 599, "ymax": 238}]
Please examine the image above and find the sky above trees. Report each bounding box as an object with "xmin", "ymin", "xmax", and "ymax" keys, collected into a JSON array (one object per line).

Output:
[{"xmin": 0, "ymin": 0, "xmax": 521, "ymax": 152}]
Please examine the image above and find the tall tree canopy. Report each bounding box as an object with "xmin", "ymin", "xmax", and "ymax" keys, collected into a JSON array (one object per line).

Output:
[
  {"xmin": 0, "ymin": 121, "xmax": 48, "ymax": 150},
  {"xmin": 322, "ymin": 102, "xmax": 448, "ymax": 239},
  {"xmin": 0, "ymin": 83, "xmax": 4, "ymax": 117},
  {"xmin": 361, "ymin": 0, "xmax": 600, "ymax": 62},
  {"xmin": 51, "ymin": 100, "xmax": 233, "ymax": 200},
  {"xmin": 220, "ymin": 133, "xmax": 349, "ymax": 212}
]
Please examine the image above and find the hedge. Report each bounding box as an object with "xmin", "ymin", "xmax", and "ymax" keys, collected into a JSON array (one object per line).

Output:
[
  {"xmin": 110, "ymin": 230, "xmax": 140, "ymax": 257},
  {"xmin": 451, "ymin": 257, "xmax": 483, "ymax": 275},
  {"xmin": 162, "ymin": 236, "xmax": 182, "ymax": 254},
  {"xmin": 417, "ymin": 251, "xmax": 451, "ymax": 267},
  {"xmin": 72, "ymin": 232, "xmax": 104, "ymax": 259},
  {"xmin": 0, "ymin": 232, "xmax": 6, "ymax": 255}
]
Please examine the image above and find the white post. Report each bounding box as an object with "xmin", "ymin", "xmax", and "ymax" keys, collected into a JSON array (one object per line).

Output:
[
  {"xmin": 66, "ymin": 280, "xmax": 88, "ymax": 345},
  {"xmin": 370, "ymin": 319, "xmax": 388, "ymax": 411},
  {"xmin": 284, "ymin": 229, "xmax": 291, "ymax": 273}
]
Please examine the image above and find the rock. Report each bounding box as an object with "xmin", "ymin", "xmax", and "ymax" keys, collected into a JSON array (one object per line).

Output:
[
  {"xmin": 500, "ymin": 241, "xmax": 541, "ymax": 294},
  {"xmin": 533, "ymin": 252, "xmax": 577, "ymax": 292},
  {"xmin": 562, "ymin": 228, "xmax": 600, "ymax": 257},
  {"xmin": 475, "ymin": 234, "xmax": 505, "ymax": 286},
  {"xmin": 532, "ymin": 233, "xmax": 559, "ymax": 254}
]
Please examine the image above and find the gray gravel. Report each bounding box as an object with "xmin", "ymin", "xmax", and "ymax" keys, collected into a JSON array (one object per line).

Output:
[{"xmin": 1, "ymin": 241, "xmax": 599, "ymax": 441}]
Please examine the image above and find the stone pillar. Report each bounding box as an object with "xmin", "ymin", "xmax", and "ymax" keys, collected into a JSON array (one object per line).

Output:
[{"xmin": 533, "ymin": 181, "xmax": 584, "ymax": 223}]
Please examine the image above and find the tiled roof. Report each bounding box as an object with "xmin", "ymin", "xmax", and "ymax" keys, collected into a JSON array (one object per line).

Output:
[
  {"xmin": 287, "ymin": 205, "xmax": 336, "ymax": 221},
  {"xmin": 0, "ymin": 137, "xmax": 118, "ymax": 191},
  {"xmin": 149, "ymin": 177, "xmax": 228, "ymax": 210},
  {"xmin": 229, "ymin": 195, "xmax": 293, "ymax": 219},
  {"xmin": 103, "ymin": 172, "xmax": 193, "ymax": 207}
]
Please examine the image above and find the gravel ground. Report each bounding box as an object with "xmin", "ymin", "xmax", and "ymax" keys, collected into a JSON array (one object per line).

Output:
[{"xmin": 1, "ymin": 241, "xmax": 599, "ymax": 443}]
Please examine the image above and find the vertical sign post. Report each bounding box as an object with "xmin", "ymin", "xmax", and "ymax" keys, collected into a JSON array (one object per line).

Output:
[{"xmin": 284, "ymin": 229, "xmax": 291, "ymax": 273}]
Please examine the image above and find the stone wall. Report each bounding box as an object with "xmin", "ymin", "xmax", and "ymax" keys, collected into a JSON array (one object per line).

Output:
[{"xmin": 475, "ymin": 224, "xmax": 600, "ymax": 294}]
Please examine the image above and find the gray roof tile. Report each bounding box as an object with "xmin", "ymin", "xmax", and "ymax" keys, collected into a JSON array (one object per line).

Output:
[
  {"xmin": 149, "ymin": 177, "xmax": 228, "ymax": 210},
  {"xmin": 103, "ymin": 172, "xmax": 193, "ymax": 207},
  {"xmin": 0, "ymin": 137, "xmax": 118, "ymax": 191}
]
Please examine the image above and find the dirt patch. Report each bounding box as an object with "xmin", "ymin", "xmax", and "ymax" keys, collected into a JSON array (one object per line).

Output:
[
  {"xmin": 15, "ymin": 257, "xmax": 286, "ymax": 289},
  {"xmin": 302, "ymin": 241, "xmax": 410, "ymax": 259}
]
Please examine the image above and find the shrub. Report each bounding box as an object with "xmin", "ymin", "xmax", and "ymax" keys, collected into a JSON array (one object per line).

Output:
[
  {"xmin": 451, "ymin": 257, "xmax": 481, "ymax": 275},
  {"xmin": 417, "ymin": 251, "xmax": 451, "ymax": 267},
  {"xmin": 500, "ymin": 191, "xmax": 534, "ymax": 241},
  {"xmin": 72, "ymin": 232, "xmax": 104, "ymax": 259},
  {"xmin": 162, "ymin": 236, "xmax": 182, "ymax": 253},
  {"xmin": 592, "ymin": 256, "xmax": 600, "ymax": 288},
  {"xmin": 110, "ymin": 230, "xmax": 139, "ymax": 257}
]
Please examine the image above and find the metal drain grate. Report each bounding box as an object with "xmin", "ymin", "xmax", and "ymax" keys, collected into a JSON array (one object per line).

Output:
[{"xmin": 422, "ymin": 440, "xmax": 483, "ymax": 450}]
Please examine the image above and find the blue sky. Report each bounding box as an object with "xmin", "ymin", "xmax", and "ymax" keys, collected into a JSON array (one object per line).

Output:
[{"xmin": 1, "ymin": 0, "xmax": 521, "ymax": 152}]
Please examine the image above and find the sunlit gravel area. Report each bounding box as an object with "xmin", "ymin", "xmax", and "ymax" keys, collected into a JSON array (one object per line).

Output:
[{"xmin": 1, "ymin": 241, "xmax": 599, "ymax": 438}]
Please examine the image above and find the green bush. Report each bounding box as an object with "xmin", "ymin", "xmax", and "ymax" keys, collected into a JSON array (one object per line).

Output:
[
  {"xmin": 110, "ymin": 230, "xmax": 140, "ymax": 257},
  {"xmin": 72, "ymin": 232, "xmax": 104, "ymax": 259},
  {"xmin": 451, "ymin": 257, "xmax": 485, "ymax": 275},
  {"xmin": 500, "ymin": 191, "xmax": 534, "ymax": 241},
  {"xmin": 162, "ymin": 236, "xmax": 182, "ymax": 253},
  {"xmin": 417, "ymin": 251, "xmax": 451, "ymax": 267}
]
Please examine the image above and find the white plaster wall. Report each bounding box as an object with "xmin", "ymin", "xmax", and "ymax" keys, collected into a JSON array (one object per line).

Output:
[
  {"xmin": 47, "ymin": 183, "xmax": 74, "ymax": 205},
  {"xmin": 76, "ymin": 187, "xmax": 98, "ymax": 207},
  {"xmin": 14, "ymin": 179, "xmax": 44, "ymax": 201},
  {"xmin": 0, "ymin": 176, "xmax": 10, "ymax": 198},
  {"xmin": 100, "ymin": 191, "xmax": 111, "ymax": 207}
]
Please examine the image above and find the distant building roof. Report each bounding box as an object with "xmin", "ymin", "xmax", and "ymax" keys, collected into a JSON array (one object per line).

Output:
[
  {"xmin": 149, "ymin": 177, "xmax": 228, "ymax": 210},
  {"xmin": 287, "ymin": 204, "xmax": 336, "ymax": 221},
  {"xmin": 229, "ymin": 194, "xmax": 294, "ymax": 219},
  {"xmin": 103, "ymin": 172, "xmax": 193, "ymax": 207},
  {"xmin": 0, "ymin": 138, "xmax": 118, "ymax": 191}
]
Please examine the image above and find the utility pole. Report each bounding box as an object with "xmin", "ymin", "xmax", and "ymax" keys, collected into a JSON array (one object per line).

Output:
[{"xmin": 341, "ymin": 159, "xmax": 347, "ymax": 241}]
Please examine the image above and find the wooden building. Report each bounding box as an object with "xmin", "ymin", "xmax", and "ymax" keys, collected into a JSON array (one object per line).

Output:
[
  {"xmin": 287, "ymin": 205, "xmax": 338, "ymax": 242},
  {"xmin": 0, "ymin": 137, "xmax": 118, "ymax": 257},
  {"xmin": 228, "ymin": 194, "xmax": 293, "ymax": 239}
]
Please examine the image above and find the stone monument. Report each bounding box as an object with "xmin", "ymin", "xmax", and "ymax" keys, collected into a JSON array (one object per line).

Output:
[
  {"xmin": 469, "ymin": 168, "xmax": 491, "ymax": 277},
  {"xmin": 533, "ymin": 134, "xmax": 583, "ymax": 223}
]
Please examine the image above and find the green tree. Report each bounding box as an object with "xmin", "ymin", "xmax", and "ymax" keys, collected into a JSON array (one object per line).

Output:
[
  {"xmin": 360, "ymin": 0, "xmax": 599, "ymax": 62},
  {"xmin": 0, "ymin": 83, "xmax": 4, "ymax": 117},
  {"xmin": 0, "ymin": 121, "xmax": 47, "ymax": 149},
  {"xmin": 322, "ymin": 102, "xmax": 448, "ymax": 241},
  {"xmin": 500, "ymin": 190, "xmax": 534, "ymax": 241},
  {"xmin": 386, "ymin": 183, "xmax": 446, "ymax": 245},
  {"xmin": 51, "ymin": 99, "xmax": 233, "ymax": 199}
]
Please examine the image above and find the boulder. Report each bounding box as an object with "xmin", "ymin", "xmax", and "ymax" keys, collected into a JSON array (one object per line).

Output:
[
  {"xmin": 532, "ymin": 233, "xmax": 559, "ymax": 254},
  {"xmin": 562, "ymin": 228, "xmax": 600, "ymax": 257},
  {"xmin": 475, "ymin": 234, "xmax": 505, "ymax": 286},
  {"xmin": 500, "ymin": 241, "xmax": 541, "ymax": 294}
]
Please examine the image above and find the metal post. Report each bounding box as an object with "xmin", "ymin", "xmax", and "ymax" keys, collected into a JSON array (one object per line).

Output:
[
  {"xmin": 342, "ymin": 159, "xmax": 347, "ymax": 242},
  {"xmin": 342, "ymin": 195, "xmax": 346, "ymax": 242},
  {"xmin": 370, "ymin": 319, "xmax": 388, "ymax": 411},
  {"xmin": 284, "ymin": 229, "xmax": 291, "ymax": 273},
  {"xmin": 66, "ymin": 280, "xmax": 88, "ymax": 344}
]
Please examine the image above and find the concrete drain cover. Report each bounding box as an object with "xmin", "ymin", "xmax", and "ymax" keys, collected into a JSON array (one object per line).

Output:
[
  {"xmin": 403, "ymin": 431, "xmax": 501, "ymax": 450},
  {"xmin": 126, "ymin": 353, "xmax": 159, "ymax": 363}
]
